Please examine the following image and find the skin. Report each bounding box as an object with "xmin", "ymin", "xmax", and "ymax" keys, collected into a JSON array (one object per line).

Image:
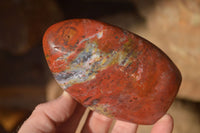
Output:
[{"xmin": 18, "ymin": 92, "xmax": 174, "ymax": 133}]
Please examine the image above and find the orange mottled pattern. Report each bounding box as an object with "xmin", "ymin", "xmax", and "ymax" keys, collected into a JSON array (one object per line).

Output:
[{"xmin": 43, "ymin": 19, "xmax": 182, "ymax": 124}]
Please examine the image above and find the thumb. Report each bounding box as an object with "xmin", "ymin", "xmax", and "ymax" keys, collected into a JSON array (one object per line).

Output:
[{"xmin": 18, "ymin": 92, "xmax": 77, "ymax": 133}]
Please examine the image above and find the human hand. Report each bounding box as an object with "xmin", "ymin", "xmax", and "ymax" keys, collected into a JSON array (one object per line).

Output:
[{"xmin": 18, "ymin": 92, "xmax": 173, "ymax": 133}]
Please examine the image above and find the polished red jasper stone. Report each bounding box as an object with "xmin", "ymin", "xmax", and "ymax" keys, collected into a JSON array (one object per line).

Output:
[{"xmin": 43, "ymin": 19, "xmax": 182, "ymax": 125}]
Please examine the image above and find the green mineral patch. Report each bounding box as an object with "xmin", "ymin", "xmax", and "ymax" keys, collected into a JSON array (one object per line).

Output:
[{"xmin": 89, "ymin": 104, "xmax": 113, "ymax": 118}]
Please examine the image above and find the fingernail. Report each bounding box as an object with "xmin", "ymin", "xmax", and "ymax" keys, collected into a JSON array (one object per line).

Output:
[{"xmin": 160, "ymin": 114, "xmax": 173, "ymax": 122}]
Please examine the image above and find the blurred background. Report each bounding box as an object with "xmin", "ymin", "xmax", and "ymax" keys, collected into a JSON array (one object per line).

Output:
[{"xmin": 0, "ymin": 0, "xmax": 200, "ymax": 132}]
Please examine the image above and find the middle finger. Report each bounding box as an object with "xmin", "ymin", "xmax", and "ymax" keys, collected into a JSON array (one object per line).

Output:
[{"xmin": 82, "ymin": 111, "xmax": 113, "ymax": 133}]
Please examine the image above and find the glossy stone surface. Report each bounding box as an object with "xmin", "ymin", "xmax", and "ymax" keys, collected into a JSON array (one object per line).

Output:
[{"xmin": 43, "ymin": 19, "xmax": 182, "ymax": 124}]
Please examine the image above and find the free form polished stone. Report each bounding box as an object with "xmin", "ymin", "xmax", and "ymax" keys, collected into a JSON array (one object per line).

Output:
[{"xmin": 43, "ymin": 19, "xmax": 182, "ymax": 124}]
